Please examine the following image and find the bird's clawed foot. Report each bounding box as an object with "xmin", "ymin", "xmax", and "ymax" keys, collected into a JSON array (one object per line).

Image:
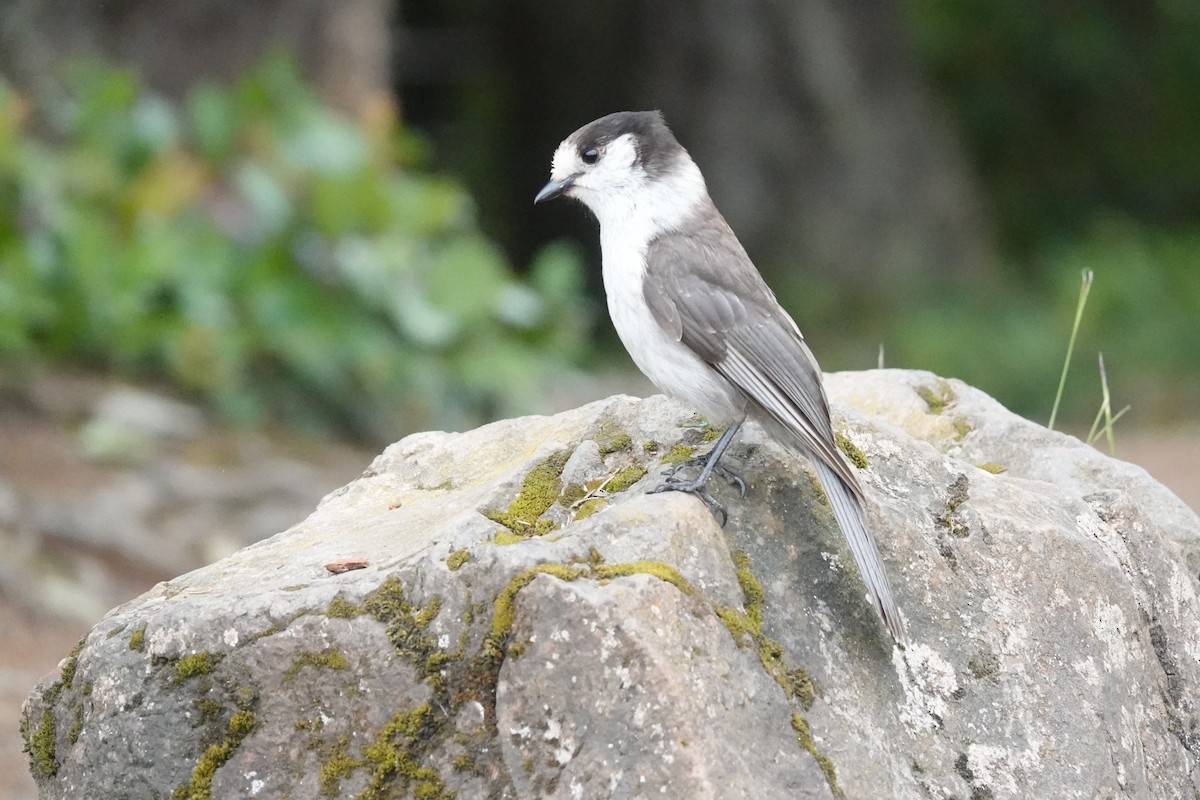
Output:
[
  {"xmin": 660, "ymin": 455, "xmax": 747, "ymax": 497},
  {"xmin": 649, "ymin": 457, "xmax": 746, "ymax": 526}
]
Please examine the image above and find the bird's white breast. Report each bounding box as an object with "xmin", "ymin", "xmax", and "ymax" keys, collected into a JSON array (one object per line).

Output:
[{"xmin": 597, "ymin": 201, "xmax": 744, "ymax": 425}]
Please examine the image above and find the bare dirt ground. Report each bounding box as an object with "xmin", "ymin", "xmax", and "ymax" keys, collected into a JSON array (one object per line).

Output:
[{"xmin": 2, "ymin": 396, "xmax": 1197, "ymax": 797}]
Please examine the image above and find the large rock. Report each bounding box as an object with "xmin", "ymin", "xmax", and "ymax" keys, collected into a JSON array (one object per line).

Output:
[{"xmin": 21, "ymin": 370, "xmax": 1200, "ymax": 798}]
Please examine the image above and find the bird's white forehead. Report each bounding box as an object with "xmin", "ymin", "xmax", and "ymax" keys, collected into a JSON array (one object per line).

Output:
[{"xmin": 549, "ymin": 141, "xmax": 575, "ymax": 181}]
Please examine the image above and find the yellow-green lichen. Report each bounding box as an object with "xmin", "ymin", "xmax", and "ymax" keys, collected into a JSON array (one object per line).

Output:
[
  {"xmin": 968, "ymin": 650, "xmax": 1000, "ymax": 680},
  {"xmin": 325, "ymin": 595, "xmax": 364, "ymax": 618},
  {"xmin": 642, "ymin": 439, "xmax": 660, "ymax": 453},
  {"xmin": 106, "ymin": 623, "xmax": 127, "ymax": 639},
  {"xmin": 661, "ymin": 444, "xmax": 696, "ymax": 465},
  {"xmin": 283, "ymin": 648, "xmax": 349, "ymax": 683},
  {"xmin": 792, "ymin": 713, "xmax": 844, "ymax": 799},
  {"xmin": 446, "ymin": 548, "xmax": 471, "ymax": 571},
  {"xmin": 481, "ymin": 449, "xmax": 571, "ymax": 536},
  {"xmin": 531, "ymin": 517, "xmax": 559, "ymax": 536},
  {"xmin": 129, "ymin": 624, "xmax": 147, "ymax": 652},
  {"xmin": 936, "ymin": 474, "xmax": 971, "ymax": 537},
  {"xmin": 951, "ymin": 416, "xmax": 973, "ymax": 441},
  {"xmin": 835, "ymin": 433, "xmax": 869, "ymax": 469},
  {"xmin": 171, "ymin": 710, "xmax": 257, "ymax": 800},
  {"xmin": 173, "ymin": 652, "xmax": 221, "ymax": 684},
  {"xmin": 916, "ymin": 380, "xmax": 956, "ymax": 414},
  {"xmin": 700, "ymin": 423, "xmax": 723, "ymax": 442},
  {"xmin": 975, "ymin": 462, "xmax": 1007, "ymax": 474}
]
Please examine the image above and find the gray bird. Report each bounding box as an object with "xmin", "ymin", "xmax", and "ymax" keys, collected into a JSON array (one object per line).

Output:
[{"xmin": 535, "ymin": 111, "xmax": 906, "ymax": 644}]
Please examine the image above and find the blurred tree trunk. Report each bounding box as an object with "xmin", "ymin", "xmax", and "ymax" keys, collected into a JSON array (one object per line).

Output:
[
  {"xmin": 638, "ymin": 0, "xmax": 993, "ymax": 293},
  {"xmin": 501, "ymin": 0, "xmax": 992, "ymax": 300},
  {"xmin": 0, "ymin": 0, "xmax": 395, "ymax": 118}
]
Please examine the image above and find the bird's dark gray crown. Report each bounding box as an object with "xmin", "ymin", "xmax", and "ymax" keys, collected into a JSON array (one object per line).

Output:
[{"xmin": 569, "ymin": 111, "xmax": 684, "ymax": 178}]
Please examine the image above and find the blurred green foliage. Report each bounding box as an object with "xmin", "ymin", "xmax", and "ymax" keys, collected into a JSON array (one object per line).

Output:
[
  {"xmin": 792, "ymin": 1, "xmax": 1200, "ymax": 426},
  {"xmin": 0, "ymin": 55, "xmax": 593, "ymax": 439},
  {"xmin": 906, "ymin": 0, "xmax": 1200, "ymax": 254},
  {"xmin": 813, "ymin": 216, "xmax": 1200, "ymax": 426}
]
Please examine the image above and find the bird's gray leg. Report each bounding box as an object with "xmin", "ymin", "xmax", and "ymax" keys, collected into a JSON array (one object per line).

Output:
[{"xmin": 650, "ymin": 418, "xmax": 745, "ymax": 523}]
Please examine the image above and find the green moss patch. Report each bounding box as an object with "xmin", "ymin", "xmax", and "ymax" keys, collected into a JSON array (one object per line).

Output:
[
  {"xmin": 484, "ymin": 558, "xmax": 699, "ymax": 662},
  {"xmin": 481, "ymin": 449, "xmax": 571, "ymax": 537},
  {"xmin": 594, "ymin": 560, "xmax": 694, "ymax": 596},
  {"xmin": 283, "ymin": 649, "xmax": 349, "ymax": 683},
  {"xmin": 792, "ymin": 713, "xmax": 844, "ymax": 799},
  {"xmin": 318, "ymin": 704, "xmax": 450, "ymax": 800},
  {"xmin": 314, "ymin": 577, "xmax": 465, "ymax": 797},
  {"xmin": 491, "ymin": 530, "xmax": 526, "ymax": 545},
  {"xmin": 27, "ymin": 709, "xmax": 58, "ymax": 779},
  {"xmin": 661, "ymin": 444, "xmax": 696, "ymax": 465},
  {"xmin": 714, "ymin": 552, "xmax": 831, "ymax": 782},
  {"xmin": 325, "ymin": 596, "xmax": 364, "ymax": 619},
  {"xmin": 129, "ymin": 624, "xmax": 147, "ymax": 652},
  {"xmin": 362, "ymin": 578, "xmax": 449, "ymax": 686},
  {"xmin": 446, "ymin": 548, "xmax": 471, "ymax": 571},
  {"xmin": 488, "ymin": 564, "xmax": 588, "ymax": 648},
  {"xmin": 173, "ymin": 652, "xmax": 222, "ymax": 684},
  {"xmin": 916, "ymin": 380, "xmax": 956, "ymax": 414},
  {"xmin": 597, "ymin": 432, "xmax": 632, "ymax": 455},
  {"xmin": 573, "ymin": 498, "xmax": 606, "ymax": 520},
  {"xmin": 605, "ymin": 465, "xmax": 647, "ymax": 493},
  {"xmin": 171, "ymin": 709, "xmax": 257, "ymax": 800},
  {"xmin": 975, "ymin": 462, "xmax": 1007, "ymax": 474},
  {"xmin": 835, "ymin": 433, "xmax": 869, "ymax": 469},
  {"xmin": 23, "ymin": 637, "xmax": 87, "ymax": 779}
]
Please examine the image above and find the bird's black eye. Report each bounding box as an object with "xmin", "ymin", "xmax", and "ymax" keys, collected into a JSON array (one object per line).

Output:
[{"xmin": 581, "ymin": 147, "xmax": 599, "ymax": 165}]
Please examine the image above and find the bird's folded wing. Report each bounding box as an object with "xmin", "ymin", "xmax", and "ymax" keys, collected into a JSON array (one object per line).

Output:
[{"xmin": 642, "ymin": 223, "xmax": 860, "ymax": 497}]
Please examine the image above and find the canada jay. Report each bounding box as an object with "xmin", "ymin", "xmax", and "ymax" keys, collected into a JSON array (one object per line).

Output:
[{"xmin": 535, "ymin": 111, "xmax": 906, "ymax": 644}]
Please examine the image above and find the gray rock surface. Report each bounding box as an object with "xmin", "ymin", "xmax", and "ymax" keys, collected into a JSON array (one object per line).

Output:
[{"xmin": 21, "ymin": 369, "xmax": 1200, "ymax": 798}]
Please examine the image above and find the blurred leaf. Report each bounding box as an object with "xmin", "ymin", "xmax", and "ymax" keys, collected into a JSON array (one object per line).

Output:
[
  {"xmin": 188, "ymin": 84, "xmax": 238, "ymax": 162},
  {"xmin": 0, "ymin": 55, "xmax": 596, "ymax": 441}
]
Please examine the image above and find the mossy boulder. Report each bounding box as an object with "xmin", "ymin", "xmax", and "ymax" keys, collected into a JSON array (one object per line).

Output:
[{"xmin": 22, "ymin": 374, "xmax": 1200, "ymax": 798}]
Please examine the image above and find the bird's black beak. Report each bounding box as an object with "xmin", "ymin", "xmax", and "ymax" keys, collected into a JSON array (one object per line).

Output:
[{"xmin": 534, "ymin": 175, "xmax": 576, "ymax": 204}]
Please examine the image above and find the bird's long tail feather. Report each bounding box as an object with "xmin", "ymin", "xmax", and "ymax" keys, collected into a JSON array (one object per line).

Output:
[{"xmin": 812, "ymin": 458, "xmax": 907, "ymax": 644}]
